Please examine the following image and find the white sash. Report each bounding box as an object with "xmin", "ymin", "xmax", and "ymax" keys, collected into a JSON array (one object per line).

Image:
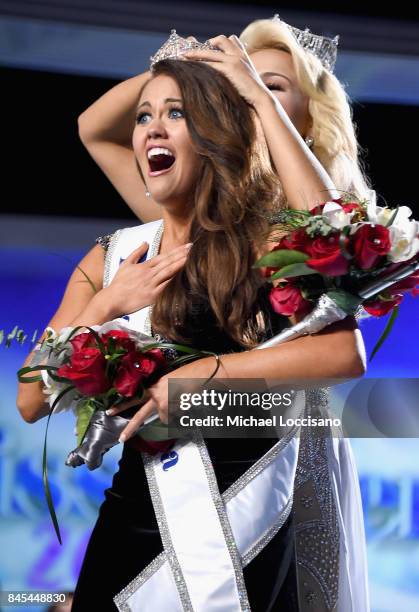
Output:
[
  {"xmin": 114, "ymin": 426, "xmax": 302, "ymax": 612},
  {"xmin": 103, "ymin": 221, "xmax": 304, "ymax": 611}
]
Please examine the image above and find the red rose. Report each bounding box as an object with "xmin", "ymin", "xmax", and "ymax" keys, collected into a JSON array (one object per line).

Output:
[
  {"xmin": 70, "ymin": 331, "xmax": 96, "ymax": 352},
  {"xmin": 58, "ymin": 347, "xmax": 110, "ymax": 395},
  {"xmin": 341, "ymin": 202, "xmax": 362, "ymax": 214},
  {"xmin": 351, "ymin": 224, "xmax": 391, "ymax": 270},
  {"xmin": 114, "ymin": 352, "xmax": 147, "ymax": 397},
  {"xmin": 363, "ymin": 294, "xmax": 403, "ymax": 317},
  {"xmin": 305, "ymin": 233, "xmax": 350, "ymax": 277},
  {"xmin": 277, "ymin": 228, "xmax": 313, "ymax": 255},
  {"xmin": 264, "ymin": 229, "xmax": 313, "ymax": 278},
  {"xmin": 114, "ymin": 349, "xmax": 166, "ymax": 397},
  {"xmin": 101, "ymin": 329, "xmax": 136, "ymax": 352},
  {"xmin": 145, "ymin": 348, "xmax": 167, "ymax": 371},
  {"xmin": 269, "ymin": 284, "xmax": 311, "ymax": 317}
]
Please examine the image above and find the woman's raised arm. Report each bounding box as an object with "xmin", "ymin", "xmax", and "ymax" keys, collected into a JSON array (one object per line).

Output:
[
  {"xmin": 78, "ymin": 71, "xmax": 162, "ymax": 223},
  {"xmin": 183, "ymin": 35, "xmax": 340, "ymax": 210}
]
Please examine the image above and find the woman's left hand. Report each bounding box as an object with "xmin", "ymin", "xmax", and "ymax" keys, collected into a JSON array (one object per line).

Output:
[
  {"xmin": 106, "ymin": 355, "xmax": 219, "ymax": 442},
  {"xmin": 182, "ymin": 35, "xmax": 271, "ymax": 107}
]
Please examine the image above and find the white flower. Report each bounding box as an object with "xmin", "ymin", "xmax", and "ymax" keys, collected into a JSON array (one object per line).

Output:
[
  {"xmin": 322, "ymin": 201, "xmax": 355, "ymax": 229},
  {"xmin": 366, "ymin": 189, "xmax": 378, "ymax": 221},
  {"xmin": 41, "ymin": 368, "xmax": 78, "ymax": 413},
  {"xmin": 388, "ymin": 218, "xmax": 419, "ymax": 263},
  {"xmin": 365, "ymin": 192, "xmax": 419, "ymax": 263},
  {"xmin": 366, "ymin": 190, "xmax": 398, "ymax": 225},
  {"xmin": 366, "ymin": 189, "xmax": 413, "ymax": 228}
]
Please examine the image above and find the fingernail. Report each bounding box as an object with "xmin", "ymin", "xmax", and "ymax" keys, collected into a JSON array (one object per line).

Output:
[
  {"xmin": 119, "ymin": 433, "xmax": 127, "ymax": 443},
  {"xmin": 185, "ymin": 242, "xmax": 193, "ymax": 248},
  {"xmin": 105, "ymin": 409, "xmax": 114, "ymax": 416}
]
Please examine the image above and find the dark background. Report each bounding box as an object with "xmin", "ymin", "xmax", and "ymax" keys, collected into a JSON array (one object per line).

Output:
[{"xmin": 2, "ymin": 0, "xmax": 419, "ymax": 219}]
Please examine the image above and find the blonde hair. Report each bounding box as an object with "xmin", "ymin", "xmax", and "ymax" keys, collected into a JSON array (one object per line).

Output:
[{"xmin": 240, "ymin": 19, "xmax": 373, "ymax": 202}]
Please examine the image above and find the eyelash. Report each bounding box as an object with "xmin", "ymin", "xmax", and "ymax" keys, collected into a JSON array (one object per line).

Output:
[
  {"xmin": 265, "ymin": 82, "xmax": 284, "ymax": 91},
  {"xmin": 135, "ymin": 106, "xmax": 184, "ymax": 124}
]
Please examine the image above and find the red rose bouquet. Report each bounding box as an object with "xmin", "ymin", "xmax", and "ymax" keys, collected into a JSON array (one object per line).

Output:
[
  {"xmin": 18, "ymin": 321, "xmax": 217, "ymax": 543},
  {"xmin": 255, "ymin": 193, "xmax": 419, "ymax": 357}
]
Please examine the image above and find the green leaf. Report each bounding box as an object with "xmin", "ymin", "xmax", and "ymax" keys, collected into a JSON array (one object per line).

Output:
[
  {"xmin": 0, "ymin": 326, "xmax": 41, "ymax": 349},
  {"xmin": 76, "ymin": 264, "xmax": 98, "ymax": 294},
  {"xmin": 48, "ymin": 371, "xmax": 73, "ymax": 384},
  {"xmin": 107, "ymin": 336, "xmax": 116, "ymax": 354},
  {"xmin": 17, "ymin": 364, "xmax": 59, "ymax": 383},
  {"xmin": 326, "ymin": 290, "xmax": 363, "ymax": 314},
  {"xmin": 42, "ymin": 384, "xmax": 76, "ymax": 546},
  {"xmin": 143, "ymin": 341, "xmax": 194, "ymax": 353},
  {"xmin": 76, "ymin": 400, "xmax": 97, "ymax": 445},
  {"xmin": 17, "ymin": 330, "xmax": 27, "ymax": 344},
  {"xmin": 6, "ymin": 325, "xmax": 18, "ymax": 347},
  {"xmin": 338, "ymin": 226, "xmax": 354, "ymax": 261},
  {"xmin": 269, "ymin": 263, "xmax": 319, "ymax": 280},
  {"xmin": 369, "ymin": 305, "xmax": 399, "ymax": 362},
  {"xmin": 254, "ymin": 249, "xmax": 309, "ymax": 269}
]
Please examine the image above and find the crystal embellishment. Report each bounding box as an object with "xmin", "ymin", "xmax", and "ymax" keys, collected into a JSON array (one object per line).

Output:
[
  {"xmin": 272, "ymin": 14, "xmax": 339, "ymax": 73},
  {"xmin": 150, "ymin": 29, "xmax": 222, "ymax": 71}
]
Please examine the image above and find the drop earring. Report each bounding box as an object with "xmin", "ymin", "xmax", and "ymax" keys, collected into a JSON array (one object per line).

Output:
[
  {"xmin": 145, "ymin": 189, "xmax": 151, "ymax": 198},
  {"xmin": 305, "ymin": 135, "xmax": 314, "ymax": 149}
]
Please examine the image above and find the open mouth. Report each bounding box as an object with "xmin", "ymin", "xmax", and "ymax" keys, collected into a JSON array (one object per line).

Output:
[{"xmin": 147, "ymin": 147, "xmax": 176, "ymax": 174}]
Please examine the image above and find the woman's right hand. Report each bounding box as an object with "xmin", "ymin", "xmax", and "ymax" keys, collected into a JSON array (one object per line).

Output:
[{"xmin": 99, "ymin": 241, "xmax": 193, "ymax": 318}]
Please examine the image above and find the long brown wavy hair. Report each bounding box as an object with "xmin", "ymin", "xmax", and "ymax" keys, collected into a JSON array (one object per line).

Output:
[{"xmin": 145, "ymin": 60, "xmax": 280, "ymax": 347}]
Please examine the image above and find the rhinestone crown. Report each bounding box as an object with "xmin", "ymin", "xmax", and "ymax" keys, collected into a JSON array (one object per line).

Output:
[
  {"xmin": 150, "ymin": 19, "xmax": 339, "ymax": 75},
  {"xmin": 150, "ymin": 30, "xmax": 221, "ymax": 71},
  {"xmin": 272, "ymin": 14, "xmax": 339, "ymax": 73}
]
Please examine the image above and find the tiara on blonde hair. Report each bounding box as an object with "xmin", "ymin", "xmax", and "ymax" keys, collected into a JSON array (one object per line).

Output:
[
  {"xmin": 150, "ymin": 30, "xmax": 221, "ymax": 71},
  {"xmin": 272, "ymin": 14, "xmax": 339, "ymax": 73}
]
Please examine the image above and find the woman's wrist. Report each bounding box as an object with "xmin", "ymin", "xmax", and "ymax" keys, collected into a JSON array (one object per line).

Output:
[
  {"xmin": 251, "ymin": 85, "xmax": 277, "ymax": 112},
  {"xmin": 94, "ymin": 287, "xmax": 123, "ymax": 321},
  {"xmin": 70, "ymin": 288, "xmax": 119, "ymax": 327},
  {"xmin": 169, "ymin": 354, "xmax": 225, "ymax": 382}
]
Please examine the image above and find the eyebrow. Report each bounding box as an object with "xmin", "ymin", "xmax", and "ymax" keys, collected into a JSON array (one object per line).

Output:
[
  {"xmin": 260, "ymin": 71, "xmax": 292, "ymax": 84},
  {"xmin": 136, "ymin": 97, "xmax": 183, "ymax": 112}
]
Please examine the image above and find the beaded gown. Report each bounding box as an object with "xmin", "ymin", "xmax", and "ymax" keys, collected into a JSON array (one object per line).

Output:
[{"xmin": 70, "ymin": 234, "xmax": 300, "ymax": 612}]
